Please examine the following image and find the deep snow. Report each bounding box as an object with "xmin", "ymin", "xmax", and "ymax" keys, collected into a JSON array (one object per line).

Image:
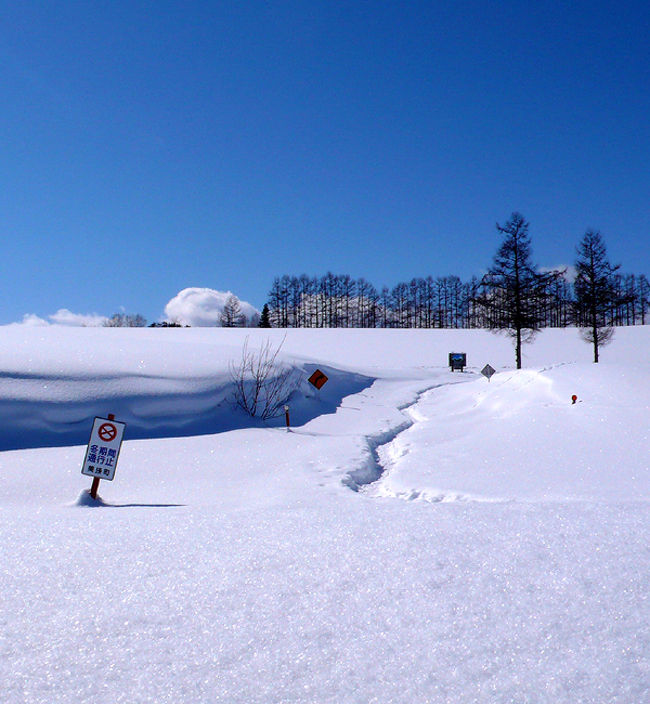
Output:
[{"xmin": 1, "ymin": 325, "xmax": 648, "ymax": 703}]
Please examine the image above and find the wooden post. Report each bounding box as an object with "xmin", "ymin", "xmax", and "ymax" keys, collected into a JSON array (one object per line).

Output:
[
  {"xmin": 90, "ymin": 413, "xmax": 115, "ymax": 499},
  {"xmin": 90, "ymin": 476, "xmax": 100, "ymax": 500}
]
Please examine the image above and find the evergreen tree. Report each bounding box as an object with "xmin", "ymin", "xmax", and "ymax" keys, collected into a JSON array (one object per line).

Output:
[
  {"xmin": 574, "ymin": 230, "xmax": 619, "ymax": 362},
  {"xmin": 475, "ymin": 212, "xmax": 560, "ymax": 369},
  {"xmin": 258, "ymin": 303, "xmax": 272, "ymax": 328}
]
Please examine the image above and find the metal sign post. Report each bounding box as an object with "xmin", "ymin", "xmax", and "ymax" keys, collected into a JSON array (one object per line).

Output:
[
  {"xmin": 81, "ymin": 413, "xmax": 127, "ymax": 499},
  {"xmin": 449, "ymin": 353, "xmax": 467, "ymax": 372},
  {"xmin": 481, "ymin": 364, "xmax": 496, "ymax": 382}
]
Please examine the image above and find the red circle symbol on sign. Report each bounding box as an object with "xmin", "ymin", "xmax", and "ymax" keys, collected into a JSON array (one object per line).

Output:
[{"xmin": 98, "ymin": 423, "xmax": 117, "ymax": 442}]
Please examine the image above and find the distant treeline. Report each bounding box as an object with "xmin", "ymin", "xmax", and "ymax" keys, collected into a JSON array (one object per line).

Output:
[
  {"xmin": 266, "ymin": 269, "xmax": 648, "ymax": 329},
  {"xmin": 265, "ymin": 216, "xmax": 647, "ymax": 335}
]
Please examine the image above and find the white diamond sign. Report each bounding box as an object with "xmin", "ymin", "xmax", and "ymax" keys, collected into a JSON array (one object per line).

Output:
[{"xmin": 481, "ymin": 364, "xmax": 496, "ymax": 381}]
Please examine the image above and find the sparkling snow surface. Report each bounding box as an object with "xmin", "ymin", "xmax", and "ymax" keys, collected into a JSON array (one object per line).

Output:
[{"xmin": 1, "ymin": 326, "xmax": 648, "ymax": 703}]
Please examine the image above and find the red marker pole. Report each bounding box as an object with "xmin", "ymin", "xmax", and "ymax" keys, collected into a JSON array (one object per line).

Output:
[
  {"xmin": 284, "ymin": 405, "xmax": 290, "ymax": 431},
  {"xmin": 90, "ymin": 413, "xmax": 114, "ymax": 499}
]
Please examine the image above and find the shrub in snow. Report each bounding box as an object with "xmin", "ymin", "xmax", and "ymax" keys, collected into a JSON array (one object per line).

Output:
[{"xmin": 229, "ymin": 337, "xmax": 301, "ymax": 420}]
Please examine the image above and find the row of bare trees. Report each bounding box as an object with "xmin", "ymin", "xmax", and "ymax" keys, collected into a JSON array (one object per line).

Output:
[
  {"xmin": 265, "ymin": 214, "xmax": 647, "ymax": 366},
  {"xmin": 266, "ymin": 269, "xmax": 648, "ymax": 331}
]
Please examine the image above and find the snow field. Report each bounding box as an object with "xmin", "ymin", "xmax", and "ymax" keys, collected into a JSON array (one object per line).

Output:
[
  {"xmin": 2, "ymin": 500, "xmax": 646, "ymax": 703},
  {"xmin": 1, "ymin": 325, "xmax": 648, "ymax": 703}
]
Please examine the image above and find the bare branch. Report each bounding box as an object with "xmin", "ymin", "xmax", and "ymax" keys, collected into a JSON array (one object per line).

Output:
[{"xmin": 229, "ymin": 336, "xmax": 302, "ymax": 420}]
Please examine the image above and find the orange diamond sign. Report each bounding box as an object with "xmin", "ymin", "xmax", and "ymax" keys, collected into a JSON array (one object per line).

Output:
[{"xmin": 308, "ymin": 369, "xmax": 328, "ymax": 389}]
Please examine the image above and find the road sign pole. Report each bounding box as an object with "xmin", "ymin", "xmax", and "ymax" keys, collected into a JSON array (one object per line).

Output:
[
  {"xmin": 90, "ymin": 476, "xmax": 100, "ymax": 500},
  {"xmin": 89, "ymin": 413, "xmax": 115, "ymax": 499}
]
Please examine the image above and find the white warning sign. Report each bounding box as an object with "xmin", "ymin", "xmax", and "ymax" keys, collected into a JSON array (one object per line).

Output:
[{"xmin": 81, "ymin": 417, "xmax": 126, "ymax": 482}]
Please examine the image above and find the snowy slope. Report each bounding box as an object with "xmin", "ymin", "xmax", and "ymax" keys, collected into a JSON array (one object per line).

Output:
[
  {"xmin": 0, "ymin": 326, "xmax": 373, "ymax": 450},
  {"xmin": 1, "ymin": 325, "xmax": 648, "ymax": 703},
  {"xmin": 369, "ymin": 363, "xmax": 649, "ymax": 502}
]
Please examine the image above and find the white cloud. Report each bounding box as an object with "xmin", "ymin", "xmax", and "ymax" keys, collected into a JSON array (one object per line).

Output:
[
  {"xmin": 19, "ymin": 313, "xmax": 50, "ymax": 326},
  {"xmin": 540, "ymin": 265, "xmax": 577, "ymax": 283},
  {"xmin": 561, "ymin": 265, "xmax": 577, "ymax": 283},
  {"xmin": 164, "ymin": 288, "xmax": 259, "ymax": 327},
  {"xmin": 48, "ymin": 309, "xmax": 109, "ymax": 326},
  {"xmin": 14, "ymin": 309, "xmax": 109, "ymax": 327}
]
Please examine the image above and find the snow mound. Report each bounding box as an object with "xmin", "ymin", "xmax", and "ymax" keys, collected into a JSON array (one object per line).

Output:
[
  {"xmin": 366, "ymin": 362, "xmax": 649, "ymax": 502},
  {"xmin": 0, "ymin": 327, "xmax": 372, "ymax": 450},
  {"xmin": 73, "ymin": 489, "xmax": 107, "ymax": 507}
]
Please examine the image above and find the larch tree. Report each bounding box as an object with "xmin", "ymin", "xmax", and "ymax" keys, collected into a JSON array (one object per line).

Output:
[
  {"xmin": 104, "ymin": 313, "xmax": 147, "ymax": 327},
  {"xmin": 220, "ymin": 294, "xmax": 246, "ymax": 328},
  {"xmin": 573, "ymin": 230, "xmax": 619, "ymax": 363},
  {"xmin": 476, "ymin": 212, "xmax": 560, "ymax": 369}
]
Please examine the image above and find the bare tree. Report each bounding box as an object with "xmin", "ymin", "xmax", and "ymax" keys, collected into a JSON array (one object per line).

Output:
[
  {"xmin": 229, "ymin": 337, "xmax": 302, "ymax": 420},
  {"xmin": 639, "ymin": 274, "xmax": 650, "ymax": 325},
  {"xmin": 104, "ymin": 313, "xmax": 147, "ymax": 327},
  {"xmin": 263, "ymin": 254, "xmax": 645, "ymax": 333},
  {"xmin": 220, "ymin": 294, "xmax": 245, "ymax": 327}
]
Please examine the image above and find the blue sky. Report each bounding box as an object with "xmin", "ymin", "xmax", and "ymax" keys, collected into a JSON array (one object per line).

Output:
[{"xmin": 1, "ymin": 0, "xmax": 648, "ymax": 324}]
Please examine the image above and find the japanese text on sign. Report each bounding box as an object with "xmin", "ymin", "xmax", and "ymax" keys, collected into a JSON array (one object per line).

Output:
[{"xmin": 81, "ymin": 417, "xmax": 126, "ymax": 482}]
